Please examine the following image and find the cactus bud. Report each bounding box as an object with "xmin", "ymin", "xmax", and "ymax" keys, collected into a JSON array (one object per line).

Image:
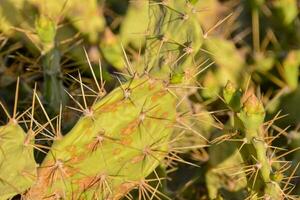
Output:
[
  {"xmin": 35, "ymin": 15, "xmax": 56, "ymax": 52},
  {"xmin": 238, "ymin": 94, "xmax": 265, "ymax": 131}
]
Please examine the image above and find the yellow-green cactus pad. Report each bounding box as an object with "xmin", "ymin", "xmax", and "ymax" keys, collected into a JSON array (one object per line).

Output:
[
  {"xmin": 27, "ymin": 77, "xmax": 177, "ymax": 199},
  {"xmin": 0, "ymin": 123, "xmax": 37, "ymax": 199}
]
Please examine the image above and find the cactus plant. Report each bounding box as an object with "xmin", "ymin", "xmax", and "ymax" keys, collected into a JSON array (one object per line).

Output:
[
  {"xmin": 0, "ymin": 60, "xmax": 184, "ymax": 199},
  {"xmin": 26, "ymin": 75, "xmax": 177, "ymax": 199},
  {"xmin": 1, "ymin": 0, "xmax": 300, "ymax": 199}
]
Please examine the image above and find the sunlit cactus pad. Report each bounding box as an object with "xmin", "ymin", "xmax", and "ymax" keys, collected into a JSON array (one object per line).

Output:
[
  {"xmin": 0, "ymin": 123, "xmax": 37, "ymax": 199},
  {"xmin": 27, "ymin": 77, "xmax": 177, "ymax": 199}
]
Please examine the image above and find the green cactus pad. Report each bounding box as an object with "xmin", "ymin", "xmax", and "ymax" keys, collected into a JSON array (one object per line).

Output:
[
  {"xmin": 0, "ymin": 122, "xmax": 37, "ymax": 199},
  {"xmin": 27, "ymin": 77, "xmax": 177, "ymax": 199}
]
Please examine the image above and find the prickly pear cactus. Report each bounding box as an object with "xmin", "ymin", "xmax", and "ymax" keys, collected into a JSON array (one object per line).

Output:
[
  {"xmin": 145, "ymin": 0, "xmax": 204, "ymax": 78},
  {"xmin": 27, "ymin": 77, "xmax": 177, "ymax": 199},
  {"xmin": 120, "ymin": 0, "xmax": 149, "ymax": 48}
]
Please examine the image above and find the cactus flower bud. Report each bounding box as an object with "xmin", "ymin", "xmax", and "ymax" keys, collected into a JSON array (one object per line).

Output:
[{"xmin": 238, "ymin": 94, "xmax": 265, "ymax": 131}]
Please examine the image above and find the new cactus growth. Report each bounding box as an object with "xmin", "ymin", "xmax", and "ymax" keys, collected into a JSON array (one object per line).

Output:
[
  {"xmin": 237, "ymin": 94, "xmax": 280, "ymax": 198},
  {"xmin": 211, "ymin": 81, "xmax": 299, "ymax": 199}
]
